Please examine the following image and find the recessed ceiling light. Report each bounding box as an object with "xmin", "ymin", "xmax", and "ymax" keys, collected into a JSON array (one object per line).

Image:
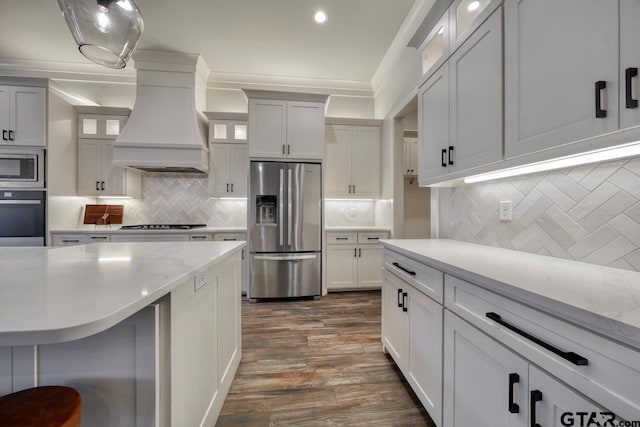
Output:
[
  {"xmin": 314, "ymin": 10, "xmax": 328, "ymax": 25},
  {"xmin": 467, "ymin": 1, "xmax": 480, "ymax": 12}
]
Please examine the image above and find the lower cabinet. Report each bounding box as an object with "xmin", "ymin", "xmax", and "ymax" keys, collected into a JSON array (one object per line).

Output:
[
  {"xmin": 443, "ymin": 310, "xmax": 528, "ymax": 427},
  {"xmin": 326, "ymin": 230, "xmax": 388, "ymax": 291},
  {"xmin": 382, "ymin": 271, "xmax": 443, "ymax": 426}
]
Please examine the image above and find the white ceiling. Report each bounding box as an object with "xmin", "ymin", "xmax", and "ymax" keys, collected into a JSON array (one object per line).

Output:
[{"xmin": 0, "ymin": 0, "xmax": 415, "ymax": 84}]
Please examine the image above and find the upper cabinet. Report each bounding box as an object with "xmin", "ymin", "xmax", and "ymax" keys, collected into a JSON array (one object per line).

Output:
[
  {"xmin": 450, "ymin": 0, "xmax": 501, "ymax": 52},
  {"xmin": 619, "ymin": 0, "xmax": 640, "ymax": 130},
  {"xmin": 403, "ymin": 137, "xmax": 419, "ymax": 176},
  {"xmin": 504, "ymin": 0, "xmax": 619, "ymax": 159},
  {"xmin": 325, "ymin": 121, "xmax": 381, "ymax": 198},
  {"xmin": 419, "ymin": 10, "xmax": 450, "ymax": 84},
  {"xmin": 245, "ymin": 90, "xmax": 328, "ymax": 160},
  {"xmin": 205, "ymin": 112, "xmax": 248, "ymax": 144},
  {"xmin": 76, "ymin": 107, "xmax": 141, "ymax": 198},
  {"xmin": 419, "ymin": 7, "xmax": 503, "ymax": 184},
  {"xmin": 0, "ymin": 85, "xmax": 46, "ymax": 147}
]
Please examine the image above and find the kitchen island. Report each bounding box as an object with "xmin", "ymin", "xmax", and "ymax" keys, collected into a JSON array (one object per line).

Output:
[{"xmin": 0, "ymin": 241, "xmax": 245, "ymax": 426}]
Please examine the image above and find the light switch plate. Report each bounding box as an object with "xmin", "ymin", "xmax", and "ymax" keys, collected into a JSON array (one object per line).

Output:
[
  {"xmin": 194, "ymin": 269, "xmax": 209, "ymax": 291},
  {"xmin": 499, "ymin": 201, "xmax": 513, "ymax": 221}
]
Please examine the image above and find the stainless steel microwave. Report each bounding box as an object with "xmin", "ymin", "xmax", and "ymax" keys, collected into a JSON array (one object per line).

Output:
[{"xmin": 0, "ymin": 147, "xmax": 45, "ymax": 189}]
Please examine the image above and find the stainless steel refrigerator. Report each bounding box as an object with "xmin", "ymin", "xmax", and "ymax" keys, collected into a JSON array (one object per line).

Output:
[{"xmin": 248, "ymin": 161, "xmax": 322, "ymax": 300}]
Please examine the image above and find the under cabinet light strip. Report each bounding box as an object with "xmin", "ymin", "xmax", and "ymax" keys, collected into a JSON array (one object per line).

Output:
[{"xmin": 464, "ymin": 142, "xmax": 640, "ymax": 184}]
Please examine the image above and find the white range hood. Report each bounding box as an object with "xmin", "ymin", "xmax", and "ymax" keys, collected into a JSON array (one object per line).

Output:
[{"xmin": 113, "ymin": 50, "xmax": 210, "ymax": 174}]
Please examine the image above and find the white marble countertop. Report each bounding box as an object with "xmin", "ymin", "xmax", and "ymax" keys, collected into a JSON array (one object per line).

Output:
[
  {"xmin": 380, "ymin": 239, "xmax": 640, "ymax": 349},
  {"xmin": 50, "ymin": 227, "xmax": 247, "ymax": 234},
  {"xmin": 325, "ymin": 226, "xmax": 391, "ymax": 231},
  {"xmin": 0, "ymin": 241, "xmax": 245, "ymax": 346}
]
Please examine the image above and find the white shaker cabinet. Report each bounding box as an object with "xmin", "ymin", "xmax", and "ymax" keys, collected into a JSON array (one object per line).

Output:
[
  {"xmin": 443, "ymin": 310, "xmax": 528, "ymax": 427},
  {"xmin": 382, "ymin": 271, "xmax": 444, "ymax": 426},
  {"xmin": 418, "ymin": 64, "xmax": 450, "ymax": 183},
  {"xmin": 326, "ymin": 231, "xmax": 388, "ymax": 291},
  {"xmin": 78, "ymin": 139, "xmax": 142, "ymax": 198},
  {"xmin": 325, "ymin": 124, "xmax": 381, "ymax": 198},
  {"xmin": 209, "ymin": 143, "xmax": 248, "ymax": 197},
  {"xmin": 448, "ymin": 6, "xmax": 502, "ymax": 173},
  {"xmin": 326, "ymin": 244, "xmax": 358, "ymax": 290},
  {"xmin": 504, "ymin": 0, "xmax": 619, "ymax": 158},
  {"xmin": 620, "ymin": 0, "xmax": 640, "ymax": 130},
  {"xmin": 248, "ymin": 96, "xmax": 326, "ymax": 160},
  {"xmin": 0, "ymin": 85, "xmax": 46, "ymax": 147},
  {"xmin": 403, "ymin": 138, "xmax": 418, "ymax": 176}
]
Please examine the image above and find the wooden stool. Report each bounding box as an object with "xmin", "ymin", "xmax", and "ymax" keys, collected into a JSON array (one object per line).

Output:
[{"xmin": 0, "ymin": 386, "xmax": 81, "ymax": 427}]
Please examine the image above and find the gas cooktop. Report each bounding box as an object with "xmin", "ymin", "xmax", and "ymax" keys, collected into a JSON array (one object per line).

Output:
[{"xmin": 119, "ymin": 224, "xmax": 207, "ymax": 230}]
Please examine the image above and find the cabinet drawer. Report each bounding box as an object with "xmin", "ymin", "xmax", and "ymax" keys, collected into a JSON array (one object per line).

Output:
[
  {"xmin": 52, "ymin": 235, "xmax": 87, "ymax": 246},
  {"xmin": 326, "ymin": 232, "xmax": 357, "ymax": 245},
  {"xmin": 213, "ymin": 233, "xmax": 246, "ymax": 242},
  {"xmin": 384, "ymin": 250, "xmax": 443, "ymax": 304},
  {"xmin": 445, "ymin": 274, "xmax": 640, "ymax": 419},
  {"xmin": 357, "ymin": 231, "xmax": 389, "ymax": 244}
]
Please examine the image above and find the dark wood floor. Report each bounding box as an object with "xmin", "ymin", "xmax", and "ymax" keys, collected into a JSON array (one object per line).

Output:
[{"xmin": 217, "ymin": 291, "xmax": 436, "ymax": 426}]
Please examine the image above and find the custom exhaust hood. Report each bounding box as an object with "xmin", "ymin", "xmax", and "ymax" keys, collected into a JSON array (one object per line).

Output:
[{"xmin": 112, "ymin": 50, "xmax": 210, "ymax": 173}]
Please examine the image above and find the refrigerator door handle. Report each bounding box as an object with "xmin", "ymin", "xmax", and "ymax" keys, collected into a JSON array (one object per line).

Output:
[
  {"xmin": 254, "ymin": 254, "xmax": 318, "ymax": 261},
  {"xmin": 279, "ymin": 168, "xmax": 284, "ymax": 246},
  {"xmin": 287, "ymin": 168, "xmax": 293, "ymax": 247}
]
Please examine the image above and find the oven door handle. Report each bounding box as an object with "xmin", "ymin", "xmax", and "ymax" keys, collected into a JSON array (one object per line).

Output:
[{"xmin": 0, "ymin": 200, "xmax": 42, "ymax": 205}]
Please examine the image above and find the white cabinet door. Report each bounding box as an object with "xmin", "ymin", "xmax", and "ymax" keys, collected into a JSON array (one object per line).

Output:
[
  {"xmin": 403, "ymin": 140, "xmax": 411, "ymax": 175},
  {"xmin": 449, "ymin": 7, "xmax": 503, "ymax": 173},
  {"xmin": 216, "ymin": 259, "xmax": 241, "ymax": 388},
  {"xmin": 408, "ymin": 139, "xmax": 419, "ymax": 175},
  {"xmin": 382, "ymin": 272, "xmax": 408, "ymax": 370},
  {"xmin": 101, "ymin": 140, "xmax": 126, "ymax": 196},
  {"xmin": 352, "ymin": 126, "xmax": 381, "ymax": 197},
  {"xmin": 78, "ymin": 139, "xmax": 102, "ymax": 196},
  {"xmin": 443, "ymin": 311, "xmax": 528, "ymax": 427},
  {"xmin": 407, "ymin": 287, "xmax": 444, "ymax": 427},
  {"xmin": 357, "ymin": 245, "xmax": 383, "ymax": 289},
  {"xmin": 620, "ymin": 0, "xmax": 640, "ymax": 130},
  {"xmin": 504, "ymin": 0, "xmax": 619, "ymax": 158},
  {"xmin": 0, "ymin": 86, "xmax": 10, "ymax": 143},
  {"xmin": 419, "ymin": 63, "xmax": 450, "ymax": 182},
  {"xmin": 209, "ymin": 144, "xmax": 231, "ymax": 197},
  {"xmin": 248, "ymin": 99, "xmax": 287, "ymax": 158},
  {"xmin": 10, "ymin": 86, "xmax": 46, "ymax": 147},
  {"xmin": 287, "ymin": 101, "xmax": 325, "ymax": 160},
  {"xmin": 326, "ymin": 245, "xmax": 358, "ymax": 290},
  {"xmin": 529, "ymin": 366, "xmax": 605, "ymax": 427},
  {"xmin": 325, "ymin": 125, "xmax": 353, "ymax": 197},
  {"xmin": 229, "ymin": 144, "xmax": 248, "ymax": 197}
]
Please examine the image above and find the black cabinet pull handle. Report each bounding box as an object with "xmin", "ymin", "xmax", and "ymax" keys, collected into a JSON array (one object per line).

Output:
[
  {"xmin": 287, "ymin": 145, "xmax": 290, "ymax": 155},
  {"xmin": 595, "ymin": 80, "xmax": 607, "ymax": 118},
  {"xmin": 226, "ymin": 183, "xmax": 229, "ymax": 192},
  {"xmin": 336, "ymin": 237, "xmax": 349, "ymax": 240},
  {"xmin": 223, "ymin": 238, "xmax": 236, "ymax": 241},
  {"xmin": 531, "ymin": 390, "xmax": 542, "ymax": 427},
  {"xmin": 448, "ymin": 146, "xmax": 454, "ymax": 165},
  {"xmin": 392, "ymin": 262, "xmax": 416, "ymax": 276},
  {"xmin": 2, "ymin": 130, "xmax": 7, "ymax": 141},
  {"xmin": 486, "ymin": 312, "xmax": 588, "ymax": 365},
  {"xmin": 231, "ymin": 183, "xmax": 234, "ymax": 192},
  {"xmin": 8, "ymin": 130, "xmax": 14, "ymax": 141},
  {"xmin": 367, "ymin": 237, "xmax": 379, "ymax": 240},
  {"xmin": 96, "ymin": 181, "xmax": 100, "ymax": 191},
  {"xmin": 354, "ymin": 248, "xmax": 357, "ymax": 258},
  {"xmin": 397, "ymin": 288, "xmax": 403, "ymax": 308},
  {"xmin": 402, "ymin": 292, "xmax": 408, "ymax": 312},
  {"xmin": 441, "ymin": 149, "xmax": 447, "ymax": 167},
  {"xmin": 358, "ymin": 248, "xmax": 361, "ymax": 257},
  {"xmin": 101, "ymin": 181, "xmax": 105, "ymax": 191},
  {"xmin": 282, "ymin": 144, "xmax": 285, "ymax": 155},
  {"xmin": 508, "ymin": 373, "xmax": 520, "ymax": 414},
  {"xmin": 626, "ymin": 67, "xmax": 638, "ymax": 109}
]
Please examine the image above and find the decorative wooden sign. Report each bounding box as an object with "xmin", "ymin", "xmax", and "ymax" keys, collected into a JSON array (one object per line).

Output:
[{"xmin": 83, "ymin": 204, "xmax": 124, "ymax": 225}]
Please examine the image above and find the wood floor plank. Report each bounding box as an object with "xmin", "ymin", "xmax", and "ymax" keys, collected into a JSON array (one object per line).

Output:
[{"xmin": 216, "ymin": 291, "xmax": 436, "ymax": 426}]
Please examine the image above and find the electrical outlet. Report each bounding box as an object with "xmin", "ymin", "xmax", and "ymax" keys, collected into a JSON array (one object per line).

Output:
[
  {"xmin": 499, "ymin": 201, "xmax": 513, "ymax": 221},
  {"xmin": 194, "ymin": 270, "xmax": 208, "ymax": 291}
]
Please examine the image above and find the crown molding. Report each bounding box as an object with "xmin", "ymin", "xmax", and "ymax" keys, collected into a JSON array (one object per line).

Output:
[
  {"xmin": 0, "ymin": 57, "xmax": 136, "ymax": 84},
  {"xmin": 371, "ymin": 0, "xmax": 435, "ymax": 96},
  {"xmin": 208, "ymin": 71, "xmax": 373, "ymax": 98}
]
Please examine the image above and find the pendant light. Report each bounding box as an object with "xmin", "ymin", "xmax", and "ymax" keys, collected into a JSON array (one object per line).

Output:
[{"xmin": 57, "ymin": 0, "xmax": 144, "ymax": 69}]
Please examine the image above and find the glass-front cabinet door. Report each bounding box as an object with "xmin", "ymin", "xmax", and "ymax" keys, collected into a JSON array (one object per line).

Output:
[
  {"xmin": 419, "ymin": 10, "xmax": 449, "ymax": 84},
  {"xmin": 209, "ymin": 120, "xmax": 248, "ymax": 144},
  {"xmin": 450, "ymin": 0, "xmax": 500, "ymax": 52}
]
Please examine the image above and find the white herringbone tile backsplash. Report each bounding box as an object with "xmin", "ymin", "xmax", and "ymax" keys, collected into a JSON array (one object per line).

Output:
[{"xmin": 449, "ymin": 157, "xmax": 640, "ymax": 271}]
